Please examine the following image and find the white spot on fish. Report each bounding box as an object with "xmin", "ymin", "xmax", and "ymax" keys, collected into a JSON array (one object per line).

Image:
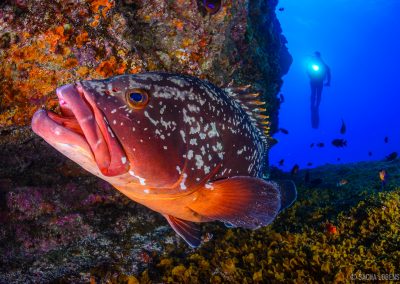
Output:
[
  {"xmin": 187, "ymin": 104, "xmax": 199, "ymax": 113},
  {"xmin": 180, "ymin": 173, "xmax": 188, "ymax": 190},
  {"xmin": 144, "ymin": 111, "xmax": 159, "ymax": 126},
  {"xmin": 111, "ymin": 109, "xmax": 116, "ymax": 114},
  {"xmin": 107, "ymin": 126, "xmax": 115, "ymax": 138},
  {"xmin": 163, "ymin": 146, "xmax": 168, "ymax": 150},
  {"xmin": 207, "ymin": 122, "xmax": 219, "ymax": 138},
  {"xmin": 160, "ymin": 105, "xmax": 166, "ymax": 115},
  {"xmin": 182, "ymin": 109, "xmax": 195, "ymax": 125},
  {"xmin": 195, "ymin": 155, "xmax": 204, "ymax": 169},
  {"xmin": 129, "ymin": 170, "xmax": 146, "ymax": 185},
  {"xmin": 180, "ymin": 130, "xmax": 186, "ymax": 143},
  {"xmin": 169, "ymin": 77, "xmax": 189, "ymax": 87},
  {"xmin": 121, "ymin": 157, "xmax": 127, "ymax": 164},
  {"xmin": 187, "ymin": 150, "xmax": 193, "ymax": 160},
  {"xmin": 205, "ymin": 183, "xmax": 214, "ymax": 190},
  {"xmin": 189, "ymin": 123, "xmax": 201, "ymax": 134},
  {"xmin": 190, "ymin": 138, "xmax": 197, "ymax": 145}
]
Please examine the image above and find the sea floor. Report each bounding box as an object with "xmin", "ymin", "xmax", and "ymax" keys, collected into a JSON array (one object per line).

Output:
[{"xmin": 0, "ymin": 127, "xmax": 399, "ymax": 283}]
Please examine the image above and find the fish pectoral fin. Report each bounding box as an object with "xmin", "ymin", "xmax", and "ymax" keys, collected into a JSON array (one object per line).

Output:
[
  {"xmin": 189, "ymin": 176, "xmax": 282, "ymax": 229},
  {"xmin": 164, "ymin": 215, "xmax": 202, "ymax": 248},
  {"xmin": 276, "ymin": 180, "xmax": 297, "ymax": 212}
]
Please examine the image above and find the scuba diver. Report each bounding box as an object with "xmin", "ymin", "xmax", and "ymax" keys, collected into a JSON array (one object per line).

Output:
[{"xmin": 307, "ymin": 51, "xmax": 331, "ymax": 129}]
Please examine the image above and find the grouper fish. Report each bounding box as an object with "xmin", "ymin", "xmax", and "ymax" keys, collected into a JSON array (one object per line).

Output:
[{"xmin": 31, "ymin": 72, "xmax": 297, "ymax": 247}]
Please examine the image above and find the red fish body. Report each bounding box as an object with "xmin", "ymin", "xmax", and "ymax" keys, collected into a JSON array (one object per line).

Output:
[{"xmin": 32, "ymin": 72, "xmax": 296, "ymax": 247}]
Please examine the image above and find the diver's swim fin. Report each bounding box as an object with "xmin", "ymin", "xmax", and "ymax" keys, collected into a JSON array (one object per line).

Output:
[
  {"xmin": 164, "ymin": 215, "xmax": 201, "ymax": 248},
  {"xmin": 276, "ymin": 180, "xmax": 297, "ymax": 212},
  {"xmin": 189, "ymin": 176, "xmax": 281, "ymax": 229}
]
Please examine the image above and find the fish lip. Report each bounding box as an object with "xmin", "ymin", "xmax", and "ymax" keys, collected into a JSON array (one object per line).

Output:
[
  {"xmin": 31, "ymin": 108, "xmax": 95, "ymax": 162},
  {"xmin": 75, "ymin": 82, "xmax": 131, "ymax": 176},
  {"xmin": 32, "ymin": 83, "xmax": 129, "ymax": 176},
  {"xmin": 74, "ymin": 82, "xmax": 130, "ymax": 176}
]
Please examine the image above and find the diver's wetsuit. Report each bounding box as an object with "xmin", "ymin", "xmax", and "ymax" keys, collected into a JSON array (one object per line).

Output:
[
  {"xmin": 310, "ymin": 79, "xmax": 324, "ymax": 129},
  {"xmin": 308, "ymin": 59, "xmax": 331, "ymax": 129}
]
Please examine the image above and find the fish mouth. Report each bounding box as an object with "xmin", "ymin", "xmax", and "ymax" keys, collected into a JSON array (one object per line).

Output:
[{"xmin": 31, "ymin": 83, "xmax": 129, "ymax": 176}]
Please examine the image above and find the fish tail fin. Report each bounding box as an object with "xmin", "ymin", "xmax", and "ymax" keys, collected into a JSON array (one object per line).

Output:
[
  {"xmin": 189, "ymin": 176, "xmax": 282, "ymax": 229},
  {"xmin": 276, "ymin": 180, "xmax": 297, "ymax": 212}
]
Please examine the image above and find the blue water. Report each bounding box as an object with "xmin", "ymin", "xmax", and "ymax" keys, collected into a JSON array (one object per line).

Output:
[{"xmin": 271, "ymin": 0, "xmax": 400, "ymax": 171}]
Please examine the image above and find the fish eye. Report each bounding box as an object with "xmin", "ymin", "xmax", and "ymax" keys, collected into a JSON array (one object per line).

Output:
[
  {"xmin": 201, "ymin": 0, "xmax": 221, "ymax": 15},
  {"xmin": 125, "ymin": 89, "xmax": 149, "ymax": 109}
]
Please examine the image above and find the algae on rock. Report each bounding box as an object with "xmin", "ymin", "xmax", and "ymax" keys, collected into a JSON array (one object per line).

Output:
[{"xmin": 0, "ymin": 0, "xmax": 292, "ymax": 283}]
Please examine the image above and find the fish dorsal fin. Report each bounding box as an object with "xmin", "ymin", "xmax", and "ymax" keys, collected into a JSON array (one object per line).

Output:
[{"xmin": 224, "ymin": 85, "xmax": 271, "ymax": 142}]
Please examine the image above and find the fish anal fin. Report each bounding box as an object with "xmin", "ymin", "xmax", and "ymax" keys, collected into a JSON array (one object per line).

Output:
[
  {"xmin": 164, "ymin": 215, "xmax": 202, "ymax": 248},
  {"xmin": 189, "ymin": 176, "xmax": 281, "ymax": 229}
]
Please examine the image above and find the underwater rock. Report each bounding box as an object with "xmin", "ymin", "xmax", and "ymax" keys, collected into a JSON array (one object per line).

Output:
[
  {"xmin": 2, "ymin": 126, "xmax": 399, "ymax": 282},
  {"xmin": 0, "ymin": 0, "xmax": 291, "ymax": 134},
  {"xmin": 0, "ymin": 127, "xmax": 181, "ymax": 283},
  {"xmin": 0, "ymin": 0, "xmax": 292, "ymax": 282}
]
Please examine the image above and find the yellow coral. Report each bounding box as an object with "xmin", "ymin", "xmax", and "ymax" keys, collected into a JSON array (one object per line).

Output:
[{"xmin": 252, "ymin": 270, "xmax": 262, "ymax": 281}]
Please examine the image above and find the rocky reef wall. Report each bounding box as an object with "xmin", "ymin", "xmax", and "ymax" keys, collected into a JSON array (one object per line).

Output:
[
  {"xmin": 0, "ymin": 0, "xmax": 292, "ymax": 282},
  {"xmin": 0, "ymin": 0, "xmax": 291, "ymax": 132}
]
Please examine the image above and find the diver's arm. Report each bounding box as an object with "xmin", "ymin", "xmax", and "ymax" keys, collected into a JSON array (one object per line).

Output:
[{"xmin": 325, "ymin": 65, "xmax": 331, "ymax": 86}]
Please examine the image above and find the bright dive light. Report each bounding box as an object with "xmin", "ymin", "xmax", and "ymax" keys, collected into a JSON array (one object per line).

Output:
[{"xmin": 312, "ymin": 64, "xmax": 320, "ymax": 71}]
